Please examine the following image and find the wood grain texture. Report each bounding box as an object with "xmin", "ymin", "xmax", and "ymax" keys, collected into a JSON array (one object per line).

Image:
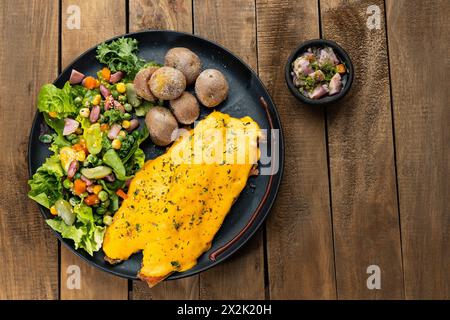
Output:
[
  {"xmin": 193, "ymin": 0, "xmax": 265, "ymax": 300},
  {"xmin": 129, "ymin": 0, "xmax": 192, "ymax": 32},
  {"xmin": 0, "ymin": 0, "xmax": 59, "ymax": 300},
  {"xmin": 256, "ymin": 0, "xmax": 337, "ymax": 299},
  {"xmin": 386, "ymin": 0, "xmax": 450, "ymax": 299},
  {"xmin": 60, "ymin": 0, "xmax": 128, "ymax": 300},
  {"xmin": 129, "ymin": 0, "xmax": 198, "ymax": 300},
  {"xmin": 320, "ymin": 0, "xmax": 403, "ymax": 299}
]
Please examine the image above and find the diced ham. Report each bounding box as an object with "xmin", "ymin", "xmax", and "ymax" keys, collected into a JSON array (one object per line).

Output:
[
  {"xmin": 63, "ymin": 118, "xmax": 79, "ymax": 135},
  {"xmin": 89, "ymin": 105, "xmax": 101, "ymax": 123},
  {"xmin": 108, "ymin": 123, "xmax": 121, "ymax": 140},
  {"xmin": 113, "ymin": 100, "xmax": 125, "ymax": 113},
  {"xmin": 104, "ymin": 95, "xmax": 114, "ymax": 110},
  {"xmin": 328, "ymin": 73, "xmax": 342, "ymax": 95},
  {"xmin": 99, "ymin": 84, "xmax": 111, "ymax": 98},
  {"xmin": 109, "ymin": 71, "xmax": 124, "ymax": 84},
  {"xmin": 69, "ymin": 69, "xmax": 85, "ymax": 84}
]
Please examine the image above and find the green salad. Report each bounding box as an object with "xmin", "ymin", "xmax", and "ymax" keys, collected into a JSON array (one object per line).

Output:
[{"xmin": 28, "ymin": 38, "xmax": 159, "ymax": 255}]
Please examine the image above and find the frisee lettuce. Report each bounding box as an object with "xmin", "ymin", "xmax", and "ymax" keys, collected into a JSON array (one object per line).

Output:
[{"xmin": 95, "ymin": 37, "xmax": 146, "ymax": 79}]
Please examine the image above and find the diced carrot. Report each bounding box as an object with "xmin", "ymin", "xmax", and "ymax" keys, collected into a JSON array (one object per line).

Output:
[
  {"xmin": 116, "ymin": 189, "xmax": 128, "ymax": 200},
  {"xmin": 336, "ymin": 64, "xmax": 346, "ymax": 74},
  {"xmin": 84, "ymin": 194, "xmax": 100, "ymax": 206},
  {"xmin": 83, "ymin": 76, "xmax": 97, "ymax": 89},
  {"xmin": 73, "ymin": 179, "xmax": 87, "ymax": 195},
  {"xmin": 72, "ymin": 143, "xmax": 84, "ymax": 151},
  {"xmin": 100, "ymin": 123, "xmax": 110, "ymax": 132},
  {"xmin": 101, "ymin": 67, "xmax": 111, "ymax": 81},
  {"xmin": 48, "ymin": 111, "xmax": 58, "ymax": 118}
]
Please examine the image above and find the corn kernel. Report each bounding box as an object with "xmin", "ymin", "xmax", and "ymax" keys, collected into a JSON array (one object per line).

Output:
[
  {"xmin": 76, "ymin": 150, "xmax": 86, "ymax": 162},
  {"xmin": 50, "ymin": 206, "xmax": 58, "ymax": 216},
  {"xmin": 118, "ymin": 130, "xmax": 127, "ymax": 138},
  {"xmin": 48, "ymin": 111, "xmax": 58, "ymax": 118},
  {"xmin": 75, "ymin": 127, "xmax": 83, "ymax": 135},
  {"xmin": 112, "ymin": 139, "xmax": 121, "ymax": 149},
  {"xmin": 122, "ymin": 120, "xmax": 131, "ymax": 129},
  {"xmin": 79, "ymin": 107, "xmax": 90, "ymax": 118},
  {"xmin": 92, "ymin": 94, "xmax": 101, "ymax": 106},
  {"xmin": 92, "ymin": 185, "xmax": 103, "ymax": 195},
  {"xmin": 116, "ymin": 82, "xmax": 126, "ymax": 93},
  {"xmin": 95, "ymin": 79, "xmax": 100, "ymax": 88}
]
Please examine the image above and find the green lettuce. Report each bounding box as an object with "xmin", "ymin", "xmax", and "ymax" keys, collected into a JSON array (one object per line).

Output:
[
  {"xmin": 46, "ymin": 204, "xmax": 105, "ymax": 256},
  {"xmin": 37, "ymin": 82, "xmax": 76, "ymax": 119},
  {"xmin": 28, "ymin": 154, "xmax": 64, "ymax": 209}
]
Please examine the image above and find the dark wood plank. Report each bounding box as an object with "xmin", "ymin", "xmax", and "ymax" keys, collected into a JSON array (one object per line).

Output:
[
  {"xmin": 60, "ymin": 0, "xmax": 128, "ymax": 300},
  {"xmin": 193, "ymin": 0, "xmax": 265, "ymax": 300},
  {"xmin": 129, "ymin": 0, "xmax": 198, "ymax": 300},
  {"xmin": 0, "ymin": 0, "xmax": 59, "ymax": 299},
  {"xmin": 386, "ymin": 0, "xmax": 450, "ymax": 299},
  {"xmin": 256, "ymin": 0, "xmax": 337, "ymax": 299},
  {"xmin": 320, "ymin": 0, "xmax": 403, "ymax": 299}
]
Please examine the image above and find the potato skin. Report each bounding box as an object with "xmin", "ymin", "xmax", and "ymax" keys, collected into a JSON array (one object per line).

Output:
[
  {"xmin": 195, "ymin": 69, "xmax": 229, "ymax": 108},
  {"xmin": 134, "ymin": 66, "xmax": 159, "ymax": 102},
  {"xmin": 165, "ymin": 47, "xmax": 202, "ymax": 85},
  {"xmin": 169, "ymin": 92, "xmax": 200, "ymax": 125},
  {"xmin": 149, "ymin": 67, "xmax": 186, "ymax": 100},
  {"xmin": 145, "ymin": 106, "xmax": 179, "ymax": 146}
]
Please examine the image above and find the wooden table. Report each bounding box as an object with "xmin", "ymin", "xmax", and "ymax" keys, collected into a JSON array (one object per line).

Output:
[{"xmin": 0, "ymin": 0, "xmax": 448, "ymax": 300}]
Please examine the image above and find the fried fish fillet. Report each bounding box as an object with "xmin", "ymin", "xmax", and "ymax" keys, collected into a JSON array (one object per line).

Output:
[{"xmin": 103, "ymin": 111, "xmax": 260, "ymax": 286}]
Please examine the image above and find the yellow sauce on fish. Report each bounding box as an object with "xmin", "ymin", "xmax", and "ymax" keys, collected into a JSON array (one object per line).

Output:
[{"xmin": 103, "ymin": 112, "xmax": 260, "ymax": 286}]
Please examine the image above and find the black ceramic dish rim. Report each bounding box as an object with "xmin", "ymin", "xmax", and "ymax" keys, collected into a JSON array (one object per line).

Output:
[
  {"xmin": 284, "ymin": 39, "xmax": 354, "ymax": 105},
  {"xmin": 27, "ymin": 29, "xmax": 285, "ymax": 281}
]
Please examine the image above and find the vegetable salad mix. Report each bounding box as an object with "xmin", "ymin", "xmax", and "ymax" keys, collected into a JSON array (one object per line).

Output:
[{"xmin": 28, "ymin": 38, "xmax": 158, "ymax": 255}]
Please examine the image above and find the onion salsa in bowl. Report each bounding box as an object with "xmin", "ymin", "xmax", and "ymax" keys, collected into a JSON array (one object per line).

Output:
[{"xmin": 285, "ymin": 39, "xmax": 353, "ymax": 105}]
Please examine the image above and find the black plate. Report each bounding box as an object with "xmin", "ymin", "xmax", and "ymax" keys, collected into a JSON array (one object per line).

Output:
[{"xmin": 28, "ymin": 30, "xmax": 284, "ymax": 281}]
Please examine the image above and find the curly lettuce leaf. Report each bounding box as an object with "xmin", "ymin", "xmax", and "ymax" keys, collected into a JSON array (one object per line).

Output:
[
  {"xmin": 28, "ymin": 154, "xmax": 64, "ymax": 209},
  {"xmin": 95, "ymin": 37, "xmax": 145, "ymax": 78}
]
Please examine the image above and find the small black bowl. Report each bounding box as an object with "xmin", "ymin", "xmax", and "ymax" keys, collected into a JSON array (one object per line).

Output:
[{"xmin": 285, "ymin": 39, "xmax": 354, "ymax": 105}]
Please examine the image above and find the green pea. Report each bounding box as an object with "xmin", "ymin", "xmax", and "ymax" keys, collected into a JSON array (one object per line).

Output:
[
  {"xmin": 98, "ymin": 190, "xmax": 109, "ymax": 202},
  {"xmin": 96, "ymin": 207, "xmax": 106, "ymax": 215},
  {"xmin": 71, "ymin": 138, "xmax": 80, "ymax": 145},
  {"xmin": 132, "ymin": 130, "xmax": 141, "ymax": 139},
  {"xmin": 74, "ymin": 172, "xmax": 82, "ymax": 180},
  {"xmin": 124, "ymin": 103, "xmax": 133, "ymax": 112},
  {"xmin": 69, "ymin": 197, "xmax": 80, "ymax": 207},
  {"xmin": 123, "ymin": 112, "xmax": 132, "ymax": 120},
  {"xmin": 101, "ymin": 199, "xmax": 111, "ymax": 208},
  {"xmin": 86, "ymin": 154, "xmax": 98, "ymax": 164},
  {"xmin": 39, "ymin": 134, "xmax": 53, "ymax": 144},
  {"xmin": 111, "ymin": 90, "xmax": 119, "ymax": 98},
  {"xmin": 63, "ymin": 179, "xmax": 73, "ymax": 189},
  {"xmin": 118, "ymin": 95, "xmax": 127, "ymax": 102},
  {"xmin": 66, "ymin": 134, "xmax": 77, "ymax": 141},
  {"xmin": 127, "ymin": 135, "xmax": 135, "ymax": 144}
]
